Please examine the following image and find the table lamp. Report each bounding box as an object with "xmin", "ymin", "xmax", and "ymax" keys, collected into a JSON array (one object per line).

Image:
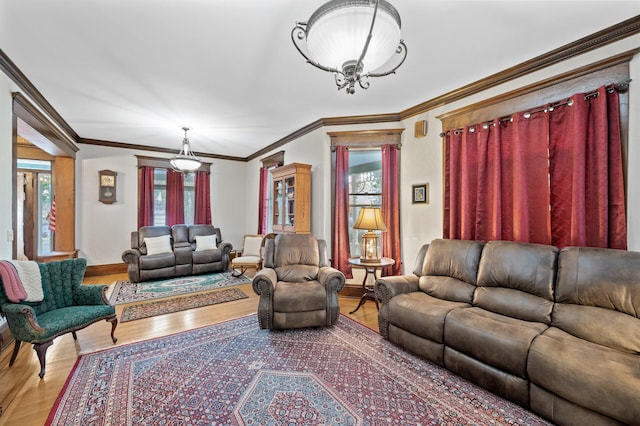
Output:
[{"xmin": 353, "ymin": 207, "xmax": 387, "ymax": 263}]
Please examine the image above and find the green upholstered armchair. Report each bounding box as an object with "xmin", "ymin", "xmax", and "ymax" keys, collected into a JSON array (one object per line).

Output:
[{"xmin": 0, "ymin": 258, "xmax": 117, "ymax": 378}]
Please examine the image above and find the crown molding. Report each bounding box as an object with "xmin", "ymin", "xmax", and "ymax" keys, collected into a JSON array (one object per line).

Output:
[
  {"xmin": 77, "ymin": 138, "xmax": 247, "ymax": 162},
  {"xmin": 1, "ymin": 49, "xmax": 79, "ymax": 142},
  {"xmin": 3, "ymin": 15, "xmax": 639, "ymax": 162},
  {"xmin": 400, "ymin": 15, "xmax": 640, "ymax": 120}
]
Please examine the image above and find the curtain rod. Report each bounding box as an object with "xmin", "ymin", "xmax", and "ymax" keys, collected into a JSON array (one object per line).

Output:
[{"xmin": 440, "ymin": 79, "xmax": 631, "ymax": 137}]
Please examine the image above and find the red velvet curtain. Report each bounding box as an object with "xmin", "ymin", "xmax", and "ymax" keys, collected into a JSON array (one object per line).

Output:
[
  {"xmin": 138, "ymin": 166, "xmax": 155, "ymax": 228},
  {"xmin": 549, "ymin": 85, "xmax": 627, "ymax": 249},
  {"xmin": 332, "ymin": 146, "xmax": 352, "ymax": 278},
  {"xmin": 446, "ymin": 116, "xmax": 551, "ymax": 244},
  {"xmin": 166, "ymin": 170, "xmax": 185, "ymax": 226},
  {"xmin": 445, "ymin": 84, "xmax": 626, "ymax": 249},
  {"xmin": 194, "ymin": 171, "xmax": 212, "ymax": 225},
  {"xmin": 257, "ymin": 167, "xmax": 269, "ymax": 234},
  {"xmin": 381, "ymin": 144, "xmax": 401, "ymax": 275}
]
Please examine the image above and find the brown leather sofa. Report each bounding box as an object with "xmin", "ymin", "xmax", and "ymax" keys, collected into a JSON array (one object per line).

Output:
[
  {"xmin": 121, "ymin": 224, "xmax": 233, "ymax": 282},
  {"xmin": 375, "ymin": 238, "xmax": 640, "ymax": 426},
  {"xmin": 252, "ymin": 234, "xmax": 346, "ymax": 330}
]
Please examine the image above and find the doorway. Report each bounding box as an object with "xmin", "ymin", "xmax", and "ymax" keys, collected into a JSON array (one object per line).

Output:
[{"xmin": 16, "ymin": 160, "xmax": 53, "ymax": 260}]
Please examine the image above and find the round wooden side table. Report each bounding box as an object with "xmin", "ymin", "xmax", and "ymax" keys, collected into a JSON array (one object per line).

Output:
[{"xmin": 348, "ymin": 257, "xmax": 395, "ymax": 314}]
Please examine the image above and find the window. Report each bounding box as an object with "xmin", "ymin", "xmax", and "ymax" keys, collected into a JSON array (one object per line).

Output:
[
  {"xmin": 152, "ymin": 169, "xmax": 195, "ymax": 226},
  {"xmin": 348, "ymin": 150, "xmax": 382, "ymax": 256}
]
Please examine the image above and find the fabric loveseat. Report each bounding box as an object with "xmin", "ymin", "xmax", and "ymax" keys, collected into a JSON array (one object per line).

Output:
[
  {"xmin": 0, "ymin": 258, "xmax": 117, "ymax": 378},
  {"xmin": 122, "ymin": 224, "xmax": 232, "ymax": 283},
  {"xmin": 375, "ymin": 238, "xmax": 640, "ymax": 426}
]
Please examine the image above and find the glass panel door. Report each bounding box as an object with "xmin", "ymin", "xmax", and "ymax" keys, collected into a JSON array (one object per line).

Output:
[
  {"xmin": 273, "ymin": 179, "xmax": 283, "ymax": 229},
  {"xmin": 284, "ymin": 176, "xmax": 295, "ymax": 228}
]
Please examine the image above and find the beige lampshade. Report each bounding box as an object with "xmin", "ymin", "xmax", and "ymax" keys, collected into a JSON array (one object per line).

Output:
[{"xmin": 353, "ymin": 207, "xmax": 387, "ymax": 231}]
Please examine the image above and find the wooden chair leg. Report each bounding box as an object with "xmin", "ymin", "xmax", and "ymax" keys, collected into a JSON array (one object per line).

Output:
[
  {"xmin": 72, "ymin": 331, "xmax": 78, "ymax": 340},
  {"xmin": 33, "ymin": 340, "xmax": 53, "ymax": 379},
  {"xmin": 9, "ymin": 340, "xmax": 22, "ymax": 366},
  {"xmin": 108, "ymin": 317, "xmax": 118, "ymax": 344}
]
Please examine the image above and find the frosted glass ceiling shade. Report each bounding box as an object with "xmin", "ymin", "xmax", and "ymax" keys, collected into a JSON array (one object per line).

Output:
[
  {"xmin": 292, "ymin": 0, "xmax": 407, "ymax": 94},
  {"xmin": 306, "ymin": 2, "xmax": 401, "ymax": 73},
  {"xmin": 170, "ymin": 127, "xmax": 202, "ymax": 172}
]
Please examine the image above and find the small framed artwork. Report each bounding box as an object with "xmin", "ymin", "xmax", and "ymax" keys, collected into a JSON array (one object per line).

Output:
[{"xmin": 412, "ymin": 183, "xmax": 429, "ymax": 204}]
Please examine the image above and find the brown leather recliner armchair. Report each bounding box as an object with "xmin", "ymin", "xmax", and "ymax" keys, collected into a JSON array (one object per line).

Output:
[{"xmin": 252, "ymin": 234, "xmax": 346, "ymax": 330}]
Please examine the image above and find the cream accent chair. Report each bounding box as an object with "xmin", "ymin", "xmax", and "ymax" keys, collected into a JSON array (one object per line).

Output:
[{"xmin": 230, "ymin": 234, "xmax": 264, "ymax": 277}]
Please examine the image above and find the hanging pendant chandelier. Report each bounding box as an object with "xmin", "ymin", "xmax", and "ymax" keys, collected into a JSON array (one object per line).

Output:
[
  {"xmin": 170, "ymin": 127, "xmax": 201, "ymax": 172},
  {"xmin": 292, "ymin": 0, "xmax": 407, "ymax": 94}
]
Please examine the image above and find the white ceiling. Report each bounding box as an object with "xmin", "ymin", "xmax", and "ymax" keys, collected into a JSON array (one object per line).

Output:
[{"xmin": 2, "ymin": 1, "xmax": 639, "ymax": 159}]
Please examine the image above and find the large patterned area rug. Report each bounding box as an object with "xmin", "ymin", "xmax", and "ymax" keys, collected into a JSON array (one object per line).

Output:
[
  {"xmin": 47, "ymin": 315, "xmax": 550, "ymax": 426},
  {"xmin": 109, "ymin": 271, "xmax": 251, "ymax": 305},
  {"xmin": 120, "ymin": 288, "xmax": 249, "ymax": 322}
]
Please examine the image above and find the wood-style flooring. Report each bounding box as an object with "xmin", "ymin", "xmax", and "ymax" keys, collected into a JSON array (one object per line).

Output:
[{"xmin": 0, "ymin": 272, "xmax": 379, "ymax": 425}]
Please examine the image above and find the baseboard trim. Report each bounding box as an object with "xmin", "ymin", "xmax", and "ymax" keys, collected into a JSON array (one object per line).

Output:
[
  {"xmin": 85, "ymin": 263, "xmax": 127, "ymax": 277},
  {"xmin": 340, "ymin": 283, "xmax": 367, "ymax": 298}
]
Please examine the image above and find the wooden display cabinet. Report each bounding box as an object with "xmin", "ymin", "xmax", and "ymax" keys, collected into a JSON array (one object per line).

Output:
[{"xmin": 271, "ymin": 163, "xmax": 311, "ymax": 234}]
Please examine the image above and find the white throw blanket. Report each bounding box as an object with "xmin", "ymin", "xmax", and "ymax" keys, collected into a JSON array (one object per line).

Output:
[{"xmin": 9, "ymin": 260, "xmax": 44, "ymax": 302}]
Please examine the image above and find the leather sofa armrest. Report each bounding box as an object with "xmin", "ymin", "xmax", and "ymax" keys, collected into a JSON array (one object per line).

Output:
[
  {"xmin": 217, "ymin": 241, "xmax": 233, "ymax": 255},
  {"xmin": 252, "ymin": 268, "xmax": 278, "ymax": 329},
  {"xmin": 318, "ymin": 266, "xmax": 346, "ymax": 293},
  {"xmin": 375, "ymin": 275, "xmax": 420, "ymax": 304},
  {"xmin": 252, "ymin": 268, "xmax": 277, "ymax": 295},
  {"xmin": 121, "ymin": 248, "xmax": 141, "ymax": 264}
]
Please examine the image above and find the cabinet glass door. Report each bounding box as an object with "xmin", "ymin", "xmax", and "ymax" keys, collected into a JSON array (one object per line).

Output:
[
  {"xmin": 273, "ymin": 179, "xmax": 283, "ymax": 228},
  {"xmin": 284, "ymin": 177, "xmax": 295, "ymax": 228}
]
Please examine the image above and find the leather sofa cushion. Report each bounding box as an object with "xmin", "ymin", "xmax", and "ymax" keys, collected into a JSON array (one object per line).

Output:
[
  {"xmin": 552, "ymin": 303, "xmax": 640, "ymax": 353},
  {"xmin": 273, "ymin": 281, "xmax": 326, "ymax": 312},
  {"xmin": 445, "ymin": 307, "xmax": 547, "ymax": 378},
  {"xmin": 188, "ymin": 225, "xmax": 222, "ymax": 250},
  {"xmin": 473, "ymin": 287, "xmax": 553, "ymax": 324},
  {"xmin": 528, "ymin": 327, "xmax": 640, "ymax": 425},
  {"xmin": 276, "ymin": 265, "xmax": 319, "ymax": 282},
  {"xmin": 192, "ymin": 249, "xmax": 222, "ymax": 264},
  {"xmin": 139, "ymin": 252, "xmax": 175, "ymax": 270},
  {"xmin": 556, "ymin": 247, "xmax": 640, "ymax": 317},
  {"xmin": 419, "ymin": 276, "xmax": 476, "ymax": 303},
  {"xmin": 274, "ymin": 234, "xmax": 319, "ymax": 266},
  {"xmin": 477, "ymin": 241, "xmax": 557, "ymax": 300},
  {"xmin": 421, "ymin": 239, "xmax": 484, "ymax": 285},
  {"xmin": 138, "ymin": 226, "xmax": 172, "ymax": 255},
  {"xmin": 388, "ymin": 292, "xmax": 470, "ymax": 343}
]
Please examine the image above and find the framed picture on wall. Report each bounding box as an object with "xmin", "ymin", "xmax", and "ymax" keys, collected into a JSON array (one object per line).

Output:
[{"xmin": 412, "ymin": 183, "xmax": 429, "ymax": 204}]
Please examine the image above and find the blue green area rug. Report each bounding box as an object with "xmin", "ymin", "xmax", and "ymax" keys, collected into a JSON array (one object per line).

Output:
[
  {"xmin": 47, "ymin": 314, "xmax": 550, "ymax": 425},
  {"xmin": 109, "ymin": 271, "xmax": 251, "ymax": 305}
]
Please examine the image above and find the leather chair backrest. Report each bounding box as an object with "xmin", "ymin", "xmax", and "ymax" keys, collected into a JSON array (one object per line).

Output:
[
  {"xmin": 419, "ymin": 239, "xmax": 484, "ymax": 303},
  {"xmin": 136, "ymin": 226, "xmax": 172, "ymax": 255},
  {"xmin": 554, "ymin": 247, "xmax": 640, "ymax": 353},
  {"xmin": 475, "ymin": 240, "xmax": 557, "ymax": 324},
  {"xmin": 188, "ymin": 225, "xmax": 222, "ymax": 250},
  {"xmin": 171, "ymin": 224, "xmax": 189, "ymax": 244},
  {"xmin": 267, "ymin": 234, "xmax": 321, "ymax": 282}
]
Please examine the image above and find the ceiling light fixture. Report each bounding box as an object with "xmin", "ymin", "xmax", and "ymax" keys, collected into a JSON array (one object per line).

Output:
[
  {"xmin": 292, "ymin": 0, "xmax": 407, "ymax": 94},
  {"xmin": 170, "ymin": 127, "xmax": 201, "ymax": 172}
]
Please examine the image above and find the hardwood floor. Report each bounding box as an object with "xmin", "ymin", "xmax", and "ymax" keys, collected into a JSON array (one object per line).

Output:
[{"xmin": 0, "ymin": 272, "xmax": 380, "ymax": 425}]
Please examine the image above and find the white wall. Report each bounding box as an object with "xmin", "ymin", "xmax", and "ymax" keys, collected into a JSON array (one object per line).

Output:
[
  {"xmin": 0, "ymin": 73, "xmax": 16, "ymax": 259},
  {"xmin": 76, "ymin": 144, "xmax": 247, "ymax": 265}
]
